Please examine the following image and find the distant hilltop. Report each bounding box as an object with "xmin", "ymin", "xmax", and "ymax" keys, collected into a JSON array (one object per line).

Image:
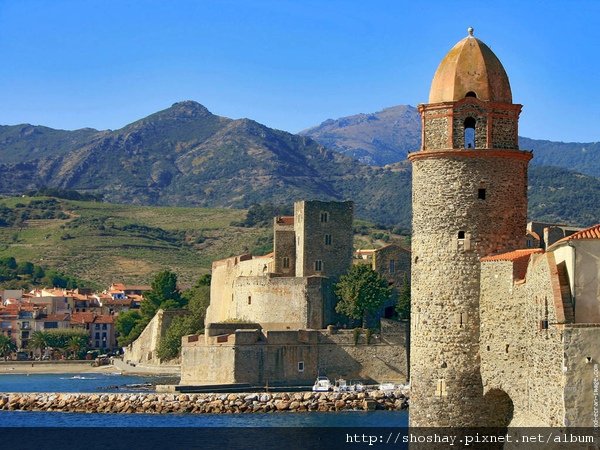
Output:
[{"xmin": 1, "ymin": 101, "xmax": 599, "ymax": 227}]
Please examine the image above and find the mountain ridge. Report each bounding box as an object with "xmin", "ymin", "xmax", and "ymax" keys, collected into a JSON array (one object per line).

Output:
[{"xmin": 0, "ymin": 100, "xmax": 598, "ymax": 228}]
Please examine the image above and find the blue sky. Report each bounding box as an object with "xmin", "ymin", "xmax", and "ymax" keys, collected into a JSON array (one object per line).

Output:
[{"xmin": 0, "ymin": 0, "xmax": 598, "ymax": 142}]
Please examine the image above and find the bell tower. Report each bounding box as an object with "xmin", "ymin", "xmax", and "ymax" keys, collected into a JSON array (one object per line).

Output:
[{"xmin": 408, "ymin": 28, "xmax": 532, "ymax": 427}]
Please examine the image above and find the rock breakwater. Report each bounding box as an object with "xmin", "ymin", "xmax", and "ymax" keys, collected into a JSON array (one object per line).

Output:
[{"xmin": 0, "ymin": 390, "xmax": 409, "ymax": 414}]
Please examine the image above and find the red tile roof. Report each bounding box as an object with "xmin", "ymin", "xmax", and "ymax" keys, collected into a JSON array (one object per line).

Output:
[
  {"xmin": 275, "ymin": 216, "xmax": 294, "ymax": 225},
  {"xmin": 71, "ymin": 312, "xmax": 95, "ymax": 324},
  {"xmin": 481, "ymin": 248, "xmax": 543, "ymax": 262},
  {"xmin": 42, "ymin": 313, "xmax": 70, "ymax": 322},
  {"xmin": 71, "ymin": 312, "xmax": 114, "ymax": 324},
  {"xmin": 554, "ymin": 223, "xmax": 600, "ymax": 244}
]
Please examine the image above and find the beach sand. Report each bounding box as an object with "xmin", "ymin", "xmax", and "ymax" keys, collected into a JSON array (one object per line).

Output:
[{"xmin": 0, "ymin": 361, "xmax": 119, "ymax": 375}]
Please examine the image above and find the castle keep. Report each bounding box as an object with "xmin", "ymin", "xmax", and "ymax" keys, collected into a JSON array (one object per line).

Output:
[{"xmin": 408, "ymin": 28, "xmax": 532, "ymax": 427}]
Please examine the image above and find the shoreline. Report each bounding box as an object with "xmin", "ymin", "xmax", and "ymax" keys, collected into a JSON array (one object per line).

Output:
[{"xmin": 0, "ymin": 361, "xmax": 177, "ymax": 376}]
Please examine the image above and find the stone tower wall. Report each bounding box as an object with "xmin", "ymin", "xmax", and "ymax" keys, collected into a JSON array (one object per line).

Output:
[
  {"xmin": 295, "ymin": 200, "xmax": 353, "ymax": 279},
  {"xmin": 273, "ymin": 220, "xmax": 296, "ymax": 275},
  {"xmin": 409, "ymin": 151, "xmax": 530, "ymax": 427}
]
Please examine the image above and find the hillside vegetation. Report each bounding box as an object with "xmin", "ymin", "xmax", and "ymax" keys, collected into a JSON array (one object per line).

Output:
[{"xmin": 0, "ymin": 196, "xmax": 406, "ymax": 288}]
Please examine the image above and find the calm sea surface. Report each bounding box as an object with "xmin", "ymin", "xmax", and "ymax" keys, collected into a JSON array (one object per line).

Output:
[
  {"xmin": 0, "ymin": 373, "xmax": 409, "ymax": 428},
  {"xmin": 0, "ymin": 372, "xmax": 178, "ymax": 393}
]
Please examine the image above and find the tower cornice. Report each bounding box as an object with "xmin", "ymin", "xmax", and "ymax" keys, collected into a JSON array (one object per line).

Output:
[{"xmin": 408, "ymin": 148, "xmax": 533, "ymax": 163}]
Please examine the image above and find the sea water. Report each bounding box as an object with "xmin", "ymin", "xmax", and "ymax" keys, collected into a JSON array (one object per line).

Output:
[{"xmin": 0, "ymin": 373, "xmax": 409, "ymax": 428}]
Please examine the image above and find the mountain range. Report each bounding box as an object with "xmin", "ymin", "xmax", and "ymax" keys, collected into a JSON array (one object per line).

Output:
[
  {"xmin": 1, "ymin": 101, "xmax": 599, "ymax": 228},
  {"xmin": 301, "ymin": 106, "xmax": 600, "ymax": 177}
]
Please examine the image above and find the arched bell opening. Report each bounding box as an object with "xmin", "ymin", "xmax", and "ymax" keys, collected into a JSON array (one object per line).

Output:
[{"xmin": 464, "ymin": 117, "xmax": 476, "ymax": 149}]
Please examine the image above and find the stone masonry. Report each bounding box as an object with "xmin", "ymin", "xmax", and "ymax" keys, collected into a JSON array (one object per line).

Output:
[{"xmin": 408, "ymin": 30, "xmax": 532, "ymax": 427}]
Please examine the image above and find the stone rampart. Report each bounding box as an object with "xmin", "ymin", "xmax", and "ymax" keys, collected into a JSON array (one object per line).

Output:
[
  {"xmin": 180, "ymin": 323, "xmax": 409, "ymax": 386},
  {"xmin": 124, "ymin": 309, "xmax": 188, "ymax": 365}
]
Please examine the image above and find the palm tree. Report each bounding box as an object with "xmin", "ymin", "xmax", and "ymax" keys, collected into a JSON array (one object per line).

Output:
[
  {"xmin": 28, "ymin": 331, "xmax": 49, "ymax": 358},
  {"xmin": 67, "ymin": 335, "xmax": 85, "ymax": 359},
  {"xmin": 0, "ymin": 335, "xmax": 16, "ymax": 360}
]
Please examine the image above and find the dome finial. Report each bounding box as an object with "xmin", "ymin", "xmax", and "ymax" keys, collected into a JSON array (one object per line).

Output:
[{"xmin": 468, "ymin": 27, "xmax": 474, "ymax": 37}]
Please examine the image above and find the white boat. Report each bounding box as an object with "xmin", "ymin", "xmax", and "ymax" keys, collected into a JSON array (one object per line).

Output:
[
  {"xmin": 351, "ymin": 381, "xmax": 365, "ymax": 392},
  {"xmin": 379, "ymin": 382, "xmax": 396, "ymax": 391},
  {"xmin": 334, "ymin": 378, "xmax": 350, "ymax": 392},
  {"xmin": 312, "ymin": 376, "xmax": 332, "ymax": 392}
]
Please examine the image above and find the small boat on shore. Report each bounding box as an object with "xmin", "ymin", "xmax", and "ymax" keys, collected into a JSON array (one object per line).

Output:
[
  {"xmin": 333, "ymin": 378, "xmax": 350, "ymax": 392},
  {"xmin": 350, "ymin": 381, "xmax": 365, "ymax": 392},
  {"xmin": 379, "ymin": 381, "xmax": 395, "ymax": 391},
  {"xmin": 312, "ymin": 376, "xmax": 332, "ymax": 392}
]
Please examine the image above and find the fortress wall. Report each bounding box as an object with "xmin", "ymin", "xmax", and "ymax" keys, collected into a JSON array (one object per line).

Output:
[
  {"xmin": 124, "ymin": 309, "xmax": 188, "ymax": 365},
  {"xmin": 231, "ymin": 276, "xmax": 326, "ymax": 329},
  {"xmin": 480, "ymin": 253, "xmax": 565, "ymax": 426},
  {"xmin": 206, "ymin": 255, "xmax": 274, "ymax": 325},
  {"xmin": 563, "ymin": 325, "xmax": 600, "ymax": 426},
  {"xmin": 180, "ymin": 337, "xmax": 236, "ymax": 385},
  {"xmin": 180, "ymin": 326, "xmax": 409, "ymax": 386}
]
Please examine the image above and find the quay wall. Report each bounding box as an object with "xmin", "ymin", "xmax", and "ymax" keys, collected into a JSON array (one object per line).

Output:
[{"xmin": 0, "ymin": 390, "xmax": 408, "ymax": 414}]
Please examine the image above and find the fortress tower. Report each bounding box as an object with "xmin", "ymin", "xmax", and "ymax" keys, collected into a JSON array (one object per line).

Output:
[{"xmin": 408, "ymin": 28, "xmax": 532, "ymax": 427}]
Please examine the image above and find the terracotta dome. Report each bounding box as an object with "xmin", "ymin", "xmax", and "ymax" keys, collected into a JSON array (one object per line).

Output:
[{"xmin": 429, "ymin": 28, "xmax": 512, "ymax": 104}]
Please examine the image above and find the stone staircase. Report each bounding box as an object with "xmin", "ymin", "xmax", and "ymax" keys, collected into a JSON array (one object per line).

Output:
[{"xmin": 556, "ymin": 262, "xmax": 575, "ymax": 323}]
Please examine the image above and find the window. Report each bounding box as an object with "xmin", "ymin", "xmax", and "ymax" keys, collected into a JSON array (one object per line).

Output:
[
  {"xmin": 282, "ymin": 257, "xmax": 290, "ymax": 269},
  {"xmin": 435, "ymin": 379, "xmax": 447, "ymax": 397},
  {"xmin": 465, "ymin": 91, "xmax": 477, "ymax": 98},
  {"xmin": 298, "ymin": 361, "xmax": 304, "ymax": 372},
  {"xmin": 45, "ymin": 322, "xmax": 58, "ymax": 329},
  {"xmin": 95, "ymin": 332, "xmax": 100, "ymax": 339},
  {"xmin": 526, "ymin": 239, "xmax": 532, "ymax": 248},
  {"xmin": 248, "ymin": 296, "xmax": 252, "ymax": 305},
  {"xmin": 389, "ymin": 259, "xmax": 395, "ymax": 273},
  {"xmin": 320, "ymin": 212, "xmax": 329, "ymax": 223},
  {"xmin": 458, "ymin": 231, "xmax": 466, "ymax": 240},
  {"xmin": 540, "ymin": 319, "xmax": 549, "ymax": 330},
  {"xmin": 102, "ymin": 324, "xmax": 107, "ymax": 330},
  {"xmin": 464, "ymin": 117, "xmax": 476, "ymax": 148},
  {"xmin": 314, "ymin": 260, "xmax": 323, "ymax": 272},
  {"xmin": 95, "ymin": 324, "xmax": 100, "ymax": 330},
  {"xmin": 324, "ymin": 234, "xmax": 332, "ymax": 245},
  {"xmin": 95, "ymin": 340, "xmax": 100, "ymax": 348},
  {"xmin": 478, "ymin": 188, "xmax": 486, "ymax": 200}
]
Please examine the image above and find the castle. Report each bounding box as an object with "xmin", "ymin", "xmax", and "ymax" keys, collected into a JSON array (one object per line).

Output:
[
  {"xmin": 410, "ymin": 28, "xmax": 600, "ymax": 428},
  {"xmin": 179, "ymin": 200, "xmax": 409, "ymax": 387}
]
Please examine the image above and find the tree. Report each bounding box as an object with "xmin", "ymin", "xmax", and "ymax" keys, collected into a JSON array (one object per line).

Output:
[
  {"xmin": 396, "ymin": 275, "xmax": 411, "ymax": 320},
  {"xmin": 115, "ymin": 310, "xmax": 144, "ymax": 347},
  {"xmin": 16, "ymin": 261, "xmax": 34, "ymax": 276},
  {"xmin": 0, "ymin": 335, "xmax": 16, "ymax": 359},
  {"xmin": 156, "ymin": 275, "xmax": 211, "ymax": 360},
  {"xmin": 334, "ymin": 264, "xmax": 393, "ymax": 328},
  {"xmin": 28, "ymin": 331, "xmax": 49, "ymax": 355},
  {"xmin": 66, "ymin": 334, "xmax": 88, "ymax": 359},
  {"xmin": 32, "ymin": 265, "xmax": 45, "ymax": 282},
  {"xmin": 141, "ymin": 270, "xmax": 184, "ymax": 319}
]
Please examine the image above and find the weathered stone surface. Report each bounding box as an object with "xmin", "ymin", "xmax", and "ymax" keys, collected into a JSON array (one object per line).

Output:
[{"xmin": 0, "ymin": 391, "xmax": 408, "ymax": 415}]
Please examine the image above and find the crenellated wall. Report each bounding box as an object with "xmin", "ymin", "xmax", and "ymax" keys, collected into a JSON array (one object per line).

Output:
[{"xmin": 180, "ymin": 323, "xmax": 409, "ymax": 386}]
